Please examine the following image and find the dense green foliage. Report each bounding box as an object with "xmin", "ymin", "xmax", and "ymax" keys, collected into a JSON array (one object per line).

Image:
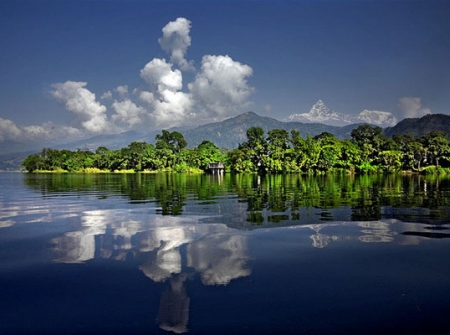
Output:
[{"xmin": 22, "ymin": 126, "xmax": 450, "ymax": 174}]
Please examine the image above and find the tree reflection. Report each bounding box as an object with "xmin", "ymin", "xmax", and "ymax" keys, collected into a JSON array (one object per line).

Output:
[{"xmin": 22, "ymin": 172, "xmax": 450, "ymax": 226}]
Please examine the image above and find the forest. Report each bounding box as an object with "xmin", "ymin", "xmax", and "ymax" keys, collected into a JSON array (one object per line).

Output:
[{"xmin": 21, "ymin": 124, "xmax": 450, "ymax": 174}]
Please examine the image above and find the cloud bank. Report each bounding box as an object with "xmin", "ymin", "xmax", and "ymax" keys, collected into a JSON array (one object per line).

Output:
[
  {"xmin": 0, "ymin": 17, "xmax": 256, "ymax": 149},
  {"xmin": 47, "ymin": 17, "xmax": 254, "ymax": 133},
  {"xmin": 397, "ymin": 97, "xmax": 431, "ymax": 119}
]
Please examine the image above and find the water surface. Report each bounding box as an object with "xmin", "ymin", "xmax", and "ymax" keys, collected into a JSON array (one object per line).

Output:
[{"xmin": 1, "ymin": 172, "xmax": 450, "ymax": 334}]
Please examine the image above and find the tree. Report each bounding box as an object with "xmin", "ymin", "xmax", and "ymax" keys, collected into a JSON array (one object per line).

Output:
[
  {"xmin": 339, "ymin": 139, "xmax": 360, "ymax": 172},
  {"xmin": 193, "ymin": 140, "xmax": 226, "ymax": 170},
  {"xmin": 266, "ymin": 129, "xmax": 289, "ymax": 173},
  {"xmin": 155, "ymin": 130, "xmax": 187, "ymax": 154},
  {"xmin": 227, "ymin": 147, "xmax": 255, "ymax": 173},
  {"xmin": 241, "ymin": 127, "xmax": 267, "ymax": 172},
  {"xmin": 420, "ymin": 131, "xmax": 450, "ymax": 167},
  {"xmin": 303, "ymin": 134, "xmax": 320, "ymax": 172},
  {"xmin": 125, "ymin": 141, "xmax": 149, "ymax": 171},
  {"xmin": 393, "ymin": 134, "xmax": 425, "ymax": 171},
  {"xmin": 351, "ymin": 124, "xmax": 388, "ymax": 172},
  {"xmin": 290, "ymin": 130, "xmax": 308, "ymax": 171},
  {"xmin": 22, "ymin": 154, "xmax": 44, "ymax": 172},
  {"xmin": 314, "ymin": 132, "xmax": 342, "ymax": 172},
  {"xmin": 93, "ymin": 146, "xmax": 111, "ymax": 170}
]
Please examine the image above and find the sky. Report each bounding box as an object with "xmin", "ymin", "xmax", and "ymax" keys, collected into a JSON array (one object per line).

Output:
[{"xmin": 0, "ymin": 0, "xmax": 449, "ymax": 153}]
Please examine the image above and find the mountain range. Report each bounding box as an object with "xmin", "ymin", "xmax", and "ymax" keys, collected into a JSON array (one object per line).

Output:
[
  {"xmin": 181, "ymin": 111, "xmax": 356, "ymax": 149},
  {"xmin": 2, "ymin": 111, "xmax": 450, "ymax": 171},
  {"xmin": 284, "ymin": 100, "xmax": 398, "ymax": 127}
]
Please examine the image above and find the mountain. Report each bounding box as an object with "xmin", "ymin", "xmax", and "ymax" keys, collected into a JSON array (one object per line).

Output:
[
  {"xmin": 51, "ymin": 130, "xmax": 160, "ymax": 152},
  {"xmin": 1, "ymin": 112, "xmax": 359, "ymax": 170},
  {"xmin": 0, "ymin": 151, "xmax": 34, "ymax": 171},
  {"xmin": 285, "ymin": 100, "xmax": 397, "ymax": 127},
  {"xmin": 6, "ymin": 111, "xmax": 449, "ymax": 171},
  {"xmin": 182, "ymin": 111, "xmax": 356, "ymax": 149},
  {"xmin": 284, "ymin": 100, "xmax": 349, "ymax": 126},
  {"xmin": 383, "ymin": 114, "xmax": 450, "ymax": 138}
]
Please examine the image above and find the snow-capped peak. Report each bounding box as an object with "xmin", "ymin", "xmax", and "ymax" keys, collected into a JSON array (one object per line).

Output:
[
  {"xmin": 309, "ymin": 100, "xmax": 332, "ymax": 117},
  {"xmin": 356, "ymin": 110, "xmax": 397, "ymax": 127},
  {"xmin": 284, "ymin": 100, "xmax": 349, "ymax": 126},
  {"xmin": 284, "ymin": 100, "xmax": 398, "ymax": 127}
]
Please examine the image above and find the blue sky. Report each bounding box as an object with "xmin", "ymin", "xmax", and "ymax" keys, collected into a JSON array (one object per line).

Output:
[{"xmin": 0, "ymin": 0, "xmax": 449, "ymax": 152}]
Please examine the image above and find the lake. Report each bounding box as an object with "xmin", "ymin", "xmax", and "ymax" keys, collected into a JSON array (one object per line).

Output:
[{"xmin": 1, "ymin": 172, "xmax": 450, "ymax": 334}]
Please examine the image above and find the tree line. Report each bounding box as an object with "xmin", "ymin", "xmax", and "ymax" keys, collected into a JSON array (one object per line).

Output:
[{"xmin": 22, "ymin": 125, "xmax": 450, "ymax": 174}]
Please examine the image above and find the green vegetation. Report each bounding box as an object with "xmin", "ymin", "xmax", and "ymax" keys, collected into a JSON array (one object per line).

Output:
[{"xmin": 22, "ymin": 126, "xmax": 450, "ymax": 174}]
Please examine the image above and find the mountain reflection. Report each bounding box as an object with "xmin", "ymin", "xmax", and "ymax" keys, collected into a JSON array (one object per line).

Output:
[{"xmin": 50, "ymin": 210, "xmax": 250, "ymax": 333}]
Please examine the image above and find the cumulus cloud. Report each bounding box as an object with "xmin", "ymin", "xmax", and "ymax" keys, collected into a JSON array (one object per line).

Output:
[
  {"xmin": 397, "ymin": 97, "xmax": 431, "ymax": 119},
  {"xmin": 50, "ymin": 81, "xmax": 109, "ymax": 133},
  {"xmin": 158, "ymin": 17, "xmax": 194, "ymax": 71},
  {"xmin": 100, "ymin": 90, "xmax": 112, "ymax": 100},
  {"xmin": 115, "ymin": 85, "xmax": 129, "ymax": 98},
  {"xmin": 0, "ymin": 17, "xmax": 256, "ymax": 149},
  {"xmin": 111, "ymin": 99, "xmax": 147, "ymax": 127},
  {"xmin": 137, "ymin": 54, "xmax": 254, "ymax": 127},
  {"xmin": 139, "ymin": 58, "xmax": 193, "ymax": 127},
  {"xmin": 0, "ymin": 117, "xmax": 22, "ymax": 141},
  {"xmin": 140, "ymin": 58, "xmax": 183, "ymax": 91},
  {"xmin": 188, "ymin": 55, "xmax": 254, "ymax": 119}
]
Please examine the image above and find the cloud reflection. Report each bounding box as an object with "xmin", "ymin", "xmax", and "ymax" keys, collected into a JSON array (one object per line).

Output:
[
  {"xmin": 50, "ymin": 209, "xmax": 250, "ymax": 333},
  {"xmin": 298, "ymin": 219, "xmax": 430, "ymax": 248}
]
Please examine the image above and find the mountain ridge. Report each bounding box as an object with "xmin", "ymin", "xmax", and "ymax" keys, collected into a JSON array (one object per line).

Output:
[
  {"xmin": 182, "ymin": 111, "xmax": 356, "ymax": 148},
  {"xmin": 384, "ymin": 114, "xmax": 450, "ymax": 138},
  {"xmin": 2, "ymin": 112, "xmax": 450, "ymax": 171}
]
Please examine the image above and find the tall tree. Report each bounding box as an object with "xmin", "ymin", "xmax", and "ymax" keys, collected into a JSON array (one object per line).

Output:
[{"xmin": 155, "ymin": 130, "xmax": 187, "ymax": 154}]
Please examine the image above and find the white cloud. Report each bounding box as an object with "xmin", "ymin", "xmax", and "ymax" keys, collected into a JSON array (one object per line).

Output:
[
  {"xmin": 139, "ymin": 58, "xmax": 193, "ymax": 127},
  {"xmin": 0, "ymin": 117, "xmax": 81, "ymax": 146},
  {"xmin": 188, "ymin": 55, "xmax": 254, "ymax": 119},
  {"xmin": 101, "ymin": 90, "xmax": 112, "ymax": 100},
  {"xmin": 140, "ymin": 58, "xmax": 183, "ymax": 91},
  {"xmin": 1, "ymin": 18, "xmax": 257, "ymax": 149},
  {"xmin": 158, "ymin": 17, "xmax": 194, "ymax": 71},
  {"xmin": 0, "ymin": 117, "xmax": 22, "ymax": 141},
  {"xmin": 397, "ymin": 97, "xmax": 431, "ymax": 119},
  {"xmin": 149, "ymin": 89, "xmax": 194, "ymax": 126},
  {"xmin": 111, "ymin": 99, "xmax": 147, "ymax": 127},
  {"xmin": 50, "ymin": 81, "xmax": 110, "ymax": 133},
  {"xmin": 115, "ymin": 85, "xmax": 129, "ymax": 98},
  {"xmin": 22, "ymin": 122, "xmax": 82, "ymax": 142}
]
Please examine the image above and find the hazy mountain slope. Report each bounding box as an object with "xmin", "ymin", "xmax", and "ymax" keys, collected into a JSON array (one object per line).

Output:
[
  {"xmin": 182, "ymin": 111, "xmax": 356, "ymax": 149},
  {"xmin": 383, "ymin": 114, "xmax": 450, "ymax": 138}
]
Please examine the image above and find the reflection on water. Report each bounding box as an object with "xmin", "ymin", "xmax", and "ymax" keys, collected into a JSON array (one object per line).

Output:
[
  {"xmin": 158, "ymin": 274, "xmax": 190, "ymax": 334},
  {"xmin": 49, "ymin": 209, "xmax": 250, "ymax": 333},
  {"xmin": 1, "ymin": 172, "xmax": 450, "ymax": 333}
]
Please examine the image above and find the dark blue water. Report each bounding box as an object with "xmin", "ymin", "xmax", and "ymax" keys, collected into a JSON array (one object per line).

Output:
[{"xmin": 1, "ymin": 173, "xmax": 450, "ymax": 334}]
